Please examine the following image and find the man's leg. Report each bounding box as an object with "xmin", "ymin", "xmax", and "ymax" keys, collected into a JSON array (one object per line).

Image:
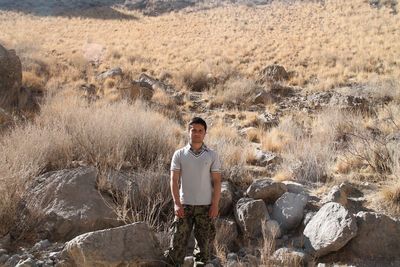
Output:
[
  {"xmin": 193, "ymin": 205, "xmax": 216, "ymax": 264},
  {"xmin": 165, "ymin": 206, "xmax": 194, "ymax": 266}
]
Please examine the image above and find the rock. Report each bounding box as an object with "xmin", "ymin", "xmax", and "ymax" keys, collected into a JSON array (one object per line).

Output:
[
  {"xmin": 253, "ymin": 90, "xmax": 275, "ymax": 105},
  {"xmin": 234, "ymin": 198, "xmax": 269, "ymax": 239},
  {"xmin": 183, "ymin": 256, "xmax": 195, "ymax": 267},
  {"xmin": 264, "ymin": 220, "xmax": 281, "ymax": 239},
  {"xmin": 307, "ymin": 91, "xmax": 368, "ymax": 111},
  {"xmin": 0, "ymin": 44, "xmax": 22, "ymax": 110},
  {"xmin": 62, "ymin": 222, "xmax": 164, "ymax": 266},
  {"xmin": 96, "ymin": 67, "xmax": 123, "ymax": 80},
  {"xmin": 272, "ymin": 192, "xmax": 308, "ymax": 232},
  {"xmin": 5, "ymin": 254, "xmax": 21, "ymax": 266},
  {"xmin": 242, "ymin": 254, "xmax": 258, "ymax": 266},
  {"xmin": 13, "ymin": 167, "xmax": 120, "ymax": 241},
  {"xmin": 303, "ymin": 211, "xmax": 316, "ymax": 226},
  {"xmin": 16, "ymin": 258, "xmax": 37, "ymax": 267},
  {"xmin": 246, "ymin": 178, "xmax": 287, "ymax": 203},
  {"xmin": 282, "ymin": 181, "xmax": 308, "ymax": 195},
  {"xmin": 272, "ymin": 248, "xmax": 307, "ymax": 265},
  {"xmin": 32, "ymin": 239, "xmax": 51, "ymax": 251},
  {"xmin": 124, "ymin": 80, "xmax": 154, "ymax": 101},
  {"xmin": 219, "ymin": 181, "xmax": 234, "ymax": 216},
  {"xmin": 215, "ymin": 218, "xmax": 238, "ymax": 251},
  {"xmin": 269, "ymin": 83, "xmax": 295, "ymax": 97},
  {"xmin": 257, "ymin": 112, "xmax": 279, "ymax": 129},
  {"xmin": 227, "ymin": 253, "xmax": 239, "ymax": 262},
  {"xmin": 260, "ymin": 64, "xmax": 289, "ymax": 83},
  {"xmin": 345, "ymin": 212, "xmax": 400, "ymax": 260},
  {"xmin": 0, "ymin": 254, "xmax": 9, "ymax": 264},
  {"xmin": 304, "ymin": 202, "xmax": 357, "ymax": 257},
  {"xmin": 251, "ymin": 149, "xmax": 280, "ymax": 167},
  {"xmin": 322, "ymin": 184, "xmax": 348, "ymax": 206}
]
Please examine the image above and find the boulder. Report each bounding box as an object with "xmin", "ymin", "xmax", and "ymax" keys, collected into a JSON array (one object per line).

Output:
[
  {"xmin": 303, "ymin": 202, "xmax": 357, "ymax": 257},
  {"xmin": 282, "ymin": 181, "xmax": 308, "ymax": 196},
  {"xmin": 0, "ymin": 44, "xmax": 22, "ymax": 110},
  {"xmin": 13, "ymin": 167, "xmax": 120, "ymax": 241},
  {"xmin": 124, "ymin": 80, "xmax": 154, "ymax": 101},
  {"xmin": 246, "ymin": 178, "xmax": 287, "ymax": 204},
  {"xmin": 260, "ymin": 64, "xmax": 289, "ymax": 83},
  {"xmin": 272, "ymin": 192, "xmax": 308, "ymax": 232},
  {"xmin": 345, "ymin": 212, "xmax": 400, "ymax": 260},
  {"xmin": 234, "ymin": 198, "xmax": 269, "ymax": 239},
  {"xmin": 219, "ymin": 181, "xmax": 234, "ymax": 216},
  {"xmin": 62, "ymin": 222, "xmax": 164, "ymax": 266},
  {"xmin": 215, "ymin": 218, "xmax": 238, "ymax": 251}
]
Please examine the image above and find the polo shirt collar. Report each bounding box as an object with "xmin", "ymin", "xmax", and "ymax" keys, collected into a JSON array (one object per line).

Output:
[{"xmin": 185, "ymin": 143, "xmax": 209, "ymax": 152}]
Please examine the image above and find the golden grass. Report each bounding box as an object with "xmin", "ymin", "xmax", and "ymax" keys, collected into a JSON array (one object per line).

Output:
[
  {"xmin": 378, "ymin": 183, "xmax": 400, "ymax": 216},
  {"xmin": 0, "ymin": 0, "xmax": 399, "ymax": 91}
]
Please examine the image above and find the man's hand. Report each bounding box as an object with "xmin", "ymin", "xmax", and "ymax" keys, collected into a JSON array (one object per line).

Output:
[
  {"xmin": 208, "ymin": 203, "xmax": 219, "ymax": 219},
  {"xmin": 174, "ymin": 203, "xmax": 185, "ymax": 218}
]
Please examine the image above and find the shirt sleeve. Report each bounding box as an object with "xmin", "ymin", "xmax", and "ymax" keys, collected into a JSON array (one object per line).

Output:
[
  {"xmin": 211, "ymin": 152, "xmax": 222, "ymax": 173},
  {"xmin": 170, "ymin": 150, "xmax": 181, "ymax": 171}
]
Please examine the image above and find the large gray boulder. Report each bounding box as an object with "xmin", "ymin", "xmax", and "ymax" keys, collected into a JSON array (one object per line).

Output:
[
  {"xmin": 246, "ymin": 178, "xmax": 287, "ymax": 204},
  {"xmin": 304, "ymin": 202, "xmax": 357, "ymax": 257},
  {"xmin": 14, "ymin": 167, "xmax": 120, "ymax": 241},
  {"xmin": 272, "ymin": 192, "xmax": 308, "ymax": 232},
  {"xmin": 0, "ymin": 44, "xmax": 22, "ymax": 110},
  {"xmin": 62, "ymin": 222, "xmax": 164, "ymax": 267},
  {"xmin": 234, "ymin": 198, "xmax": 269, "ymax": 239},
  {"xmin": 345, "ymin": 212, "xmax": 400, "ymax": 260}
]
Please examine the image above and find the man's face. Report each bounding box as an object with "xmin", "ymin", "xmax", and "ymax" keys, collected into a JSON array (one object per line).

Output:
[{"xmin": 189, "ymin": 123, "xmax": 206, "ymax": 144}]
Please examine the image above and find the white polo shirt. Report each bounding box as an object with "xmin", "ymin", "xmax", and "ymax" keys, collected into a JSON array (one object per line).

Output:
[{"xmin": 170, "ymin": 144, "xmax": 222, "ymax": 205}]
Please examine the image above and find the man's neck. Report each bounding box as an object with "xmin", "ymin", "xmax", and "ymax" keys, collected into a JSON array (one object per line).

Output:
[{"xmin": 190, "ymin": 142, "xmax": 203, "ymax": 151}]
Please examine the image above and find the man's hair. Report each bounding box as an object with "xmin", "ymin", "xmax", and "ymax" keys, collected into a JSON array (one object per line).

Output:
[{"xmin": 188, "ymin": 117, "xmax": 207, "ymax": 132}]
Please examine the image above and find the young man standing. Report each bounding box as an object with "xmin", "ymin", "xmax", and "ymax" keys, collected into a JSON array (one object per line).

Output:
[{"xmin": 165, "ymin": 117, "xmax": 222, "ymax": 266}]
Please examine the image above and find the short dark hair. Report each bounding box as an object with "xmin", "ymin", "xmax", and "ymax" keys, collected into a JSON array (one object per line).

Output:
[{"xmin": 188, "ymin": 117, "xmax": 207, "ymax": 132}]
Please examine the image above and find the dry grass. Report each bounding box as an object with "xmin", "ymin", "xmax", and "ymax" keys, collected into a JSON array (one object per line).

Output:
[
  {"xmin": 0, "ymin": 92, "xmax": 181, "ymax": 235},
  {"xmin": 207, "ymin": 120, "xmax": 253, "ymax": 187},
  {"xmin": 211, "ymin": 77, "xmax": 259, "ymax": 107},
  {"xmin": 1, "ymin": 0, "xmax": 399, "ymax": 91},
  {"xmin": 378, "ymin": 183, "xmax": 400, "ymax": 216}
]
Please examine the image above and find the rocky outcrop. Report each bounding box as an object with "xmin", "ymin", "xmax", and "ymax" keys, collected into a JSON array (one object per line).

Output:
[
  {"xmin": 259, "ymin": 64, "xmax": 289, "ymax": 84},
  {"xmin": 13, "ymin": 167, "xmax": 121, "ymax": 242},
  {"xmin": 0, "ymin": 44, "xmax": 22, "ymax": 110},
  {"xmin": 304, "ymin": 202, "xmax": 357, "ymax": 257},
  {"xmin": 61, "ymin": 222, "xmax": 164, "ymax": 266}
]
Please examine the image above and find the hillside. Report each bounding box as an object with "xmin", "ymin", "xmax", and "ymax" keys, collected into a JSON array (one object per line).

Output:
[{"xmin": 0, "ymin": 0, "xmax": 399, "ymax": 266}]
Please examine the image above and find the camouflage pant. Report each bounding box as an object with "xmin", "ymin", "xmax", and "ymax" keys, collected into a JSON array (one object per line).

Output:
[{"xmin": 165, "ymin": 205, "xmax": 216, "ymax": 266}]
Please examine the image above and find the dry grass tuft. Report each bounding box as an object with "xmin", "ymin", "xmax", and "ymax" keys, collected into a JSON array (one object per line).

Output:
[{"xmin": 376, "ymin": 183, "xmax": 400, "ymax": 217}]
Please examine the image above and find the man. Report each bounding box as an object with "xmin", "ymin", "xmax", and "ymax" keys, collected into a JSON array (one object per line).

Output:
[{"xmin": 165, "ymin": 117, "xmax": 222, "ymax": 266}]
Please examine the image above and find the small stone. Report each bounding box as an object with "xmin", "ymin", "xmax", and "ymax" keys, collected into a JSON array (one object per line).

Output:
[
  {"xmin": 227, "ymin": 253, "xmax": 239, "ymax": 262},
  {"xmin": 0, "ymin": 254, "xmax": 10, "ymax": 264},
  {"xmin": 33, "ymin": 239, "xmax": 51, "ymax": 251},
  {"xmin": 183, "ymin": 256, "xmax": 195, "ymax": 267},
  {"xmin": 6, "ymin": 254, "xmax": 21, "ymax": 266}
]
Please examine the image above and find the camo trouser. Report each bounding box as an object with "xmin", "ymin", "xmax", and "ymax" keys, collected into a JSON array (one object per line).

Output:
[{"xmin": 165, "ymin": 205, "xmax": 216, "ymax": 266}]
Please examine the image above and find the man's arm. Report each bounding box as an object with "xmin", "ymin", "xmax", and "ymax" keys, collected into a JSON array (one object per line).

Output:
[
  {"xmin": 209, "ymin": 171, "xmax": 222, "ymax": 218},
  {"xmin": 171, "ymin": 170, "xmax": 184, "ymax": 218}
]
